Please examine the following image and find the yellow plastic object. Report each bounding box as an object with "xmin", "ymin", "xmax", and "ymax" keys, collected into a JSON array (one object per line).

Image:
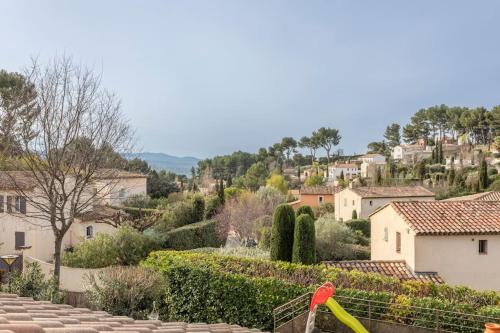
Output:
[{"xmin": 324, "ymin": 297, "xmax": 369, "ymax": 333}]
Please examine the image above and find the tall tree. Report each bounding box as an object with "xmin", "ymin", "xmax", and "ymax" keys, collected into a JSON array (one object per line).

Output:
[
  {"xmin": 383, "ymin": 123, "xmax": 401, "ymax": 148},
  {"xmin": 8, "ymin": 57, "xmax": 133, "ymax": 284},
  {"xmin": 299, "ymin": 136, "xmax": 319, "ymax": 165},
  {"xmin": 478, "ymin": 157, "xmax": 489, "ymax": 190},
  {"xmin": 312, "ymin": 127, "xmax": 341, "ymax": 177},
  {"xmin": 280, "ymin": 137, "xmax": 297, "ymax": 165}
]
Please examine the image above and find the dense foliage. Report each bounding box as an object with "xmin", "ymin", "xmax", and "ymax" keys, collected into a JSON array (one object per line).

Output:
[
  {"xmin": 292, "ymin": 214, "xmax": 316, "ymax": 264},
  {"xmin": 296, "ymin": 205, "xmax": 315, "ymax": 219},
  {"xmin": 270, "ymin": 204, "xmax": 296, "ymax": 261},
  {"xmin": 164, "ymin": 219, "xmax": 225, "ymax": 250},
  {"xmin": 143, "ymin": 251, "xmax": 500, "ymax": 331}
]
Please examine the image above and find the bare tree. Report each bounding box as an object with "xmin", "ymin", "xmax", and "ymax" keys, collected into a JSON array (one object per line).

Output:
[
  {"xmin": 86, "ymin": 206, "xmax": 162, "ymax": 232},
  {"xmin": 8, "ymin": 57, "xmax": 133, "ymax": 284}
]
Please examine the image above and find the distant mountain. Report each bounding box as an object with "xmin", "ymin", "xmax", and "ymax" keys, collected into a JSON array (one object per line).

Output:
[{"xmin": 126, "ymin": 152, "xmax": 200, "ymax": 175}]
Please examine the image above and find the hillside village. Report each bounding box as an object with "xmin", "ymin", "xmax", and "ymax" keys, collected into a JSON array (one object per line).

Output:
[{"xmin": 0, "ymin": 61, "xmax": 499, "ymax": 333}]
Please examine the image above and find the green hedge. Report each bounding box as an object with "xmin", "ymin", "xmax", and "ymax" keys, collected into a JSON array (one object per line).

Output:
[
  {"xmin": 143, "ymin": 251, "xmax": 500, "ymax": 331},
  {"xmin": 164, "ymin": 220, "xmax": 225, "ymax": 250}
]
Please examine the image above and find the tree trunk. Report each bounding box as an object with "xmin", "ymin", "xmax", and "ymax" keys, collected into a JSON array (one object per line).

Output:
[
  {"xmin": 53, "ymin": 235, "xmax": 63, "ymax": 287},
  {"xmin": 326, "ymin": 151, "xmax": 330, "ymax": 178}
]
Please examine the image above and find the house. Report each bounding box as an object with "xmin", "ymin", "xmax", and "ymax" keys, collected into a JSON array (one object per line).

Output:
[
  {"xmin": 327, "ymin": 163, "xmax": 360, "ymax": 182},
  {"xmin": 334, "ymin": 186, "xmax": 435, "ymax": 221},
  {"xmin": 443, "ymin": 191, "xmax": 500, "ymax": 202},
  {"xmin": 392, "ymin": 143, "xmax": 432, "ymax": 164},
  {"xmin": 290, "ymin": 185, "xmax": 340, "ymax": 209},
  {"xmin": 358, "ymin": 153, "xmax": 386, "ymax": 178},
  {"xmin": 370, "ymin": 201, "xmax": 500, "ymax": 290},
  {"xmin": 0, "ymin": 169, "xmax": 147, "ymax": 262}
]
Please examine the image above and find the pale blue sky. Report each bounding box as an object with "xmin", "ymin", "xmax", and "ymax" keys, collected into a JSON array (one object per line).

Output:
[{"xmin": 1, "ymin": 1, "xmax": 500, "ymax": 158}]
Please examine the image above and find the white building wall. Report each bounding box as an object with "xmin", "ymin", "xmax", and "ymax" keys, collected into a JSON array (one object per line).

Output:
[{"xmin": 415, "ymin": 235, "xmax": 500, "ymax": 291}]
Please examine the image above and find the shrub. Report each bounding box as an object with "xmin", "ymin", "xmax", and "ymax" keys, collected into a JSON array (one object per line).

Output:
[
  {"xmin": 270, "ymin": 204, "xmax": 296, "ymax": 262},
  {"xmin": 296, "ymin": 205, "xmax": 314, "ymax": 219},
  {"xmin": 192, "ymin": 195, "xmax": 205, "ymax": 223},
  {"xmin": 351, "ymin": 209, "xmax": 358, "ymax": 219},
  {"xmin": 266, "ymin": 174, "xmax": 289, "ymax": 195},
  {"xmin": 315, "ymin": 214, "xmax": 369, "ymax": 261},
  {"xmin": 258, "ymin": 226, "xmax": 272, "ymax": 250},
  {"xmin": 313, "ymin": 202, "xmax": 335, "ymax": 218},
  {"xmin": 86, "ymin": 266, "xmax": 166, "ymax": 319},
  {"xmin": 224, "ymin": 187, "xmax": 245, "ymax": 199},
  {"xmin": 6, "ymin": 261, "xmax": 62, "ymax": 302},
  {"xmin": 62, "ymin": 227, "xmax": 159, "ymax": 268},
  {"xmin": 205, "ymin": 195, "xmax": 223, "ymax": 219},
  {"xmin": 255, "ymin": 186, "xmax": 286, "ymax": 208},
  {"xmin": 292, "ymin": 214, "xmax": 316, "ymax": 264},
  {"xmin": 346, "ymin": 219, "xmax": 370, "ymax": 237},
  {"xmin": 165, "ymin": 219, "xmax": 225, "ymax": 250}
]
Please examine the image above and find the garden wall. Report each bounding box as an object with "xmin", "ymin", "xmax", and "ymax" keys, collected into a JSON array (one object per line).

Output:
[{"xmin": 24, "ymin": 256, "xmax": 100, "ymax": 292}]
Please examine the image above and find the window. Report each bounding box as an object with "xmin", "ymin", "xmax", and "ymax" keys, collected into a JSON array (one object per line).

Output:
[
  {"xmin": 15, "ymin": 196, "xmax": 26, "ymax": 213},
  {"xmin": 86, "ymin": 226, "xmax": 94, "ymax": 239},
  {"xmin": 384, "ymin": 227, "xmax": 388, "ymax": 242},
  {"xmin": 344, "ymin": 198, "xmax": 347, "ymax": 207},
  {"xmin": 352, "ymin": 200, "xmax": 355, "ymax": 206},
  {"xmin": 118, "ymin": 188, "xmax": 126, "ymax": 199},
  {"xmin": 319, "ymin": 196, "xmax": 324, "ymax": 204},
  {"xmin": 396, "ymin": 232, "xmax": 401, "ymax": 253},
  {"xmin": 15, "ymin": 232, "xmax": 25, "ymax": 249},
  {"xmin": 369, "ymin": 200, "xmax": 373, "ymax": 206},
  {"xmin": 479, "ymin": 240, "xmax": 488, "ymax": 254},
  {"xmin": 0, "ymin": 196, "xmax": 3, "ymax": 213}
]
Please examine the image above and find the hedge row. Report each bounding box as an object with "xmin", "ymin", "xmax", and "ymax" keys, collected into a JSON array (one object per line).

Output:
[
  {"xmin": 145, "ymin": 251, "xmax": 500, "ymax": 308},
  {"xmin": 164, "ymin": 220, "xmax": 225, "ymax": 250},
  {"xmin": 142, "ymin": 251, "xmax": 500, "ymax": 331}
]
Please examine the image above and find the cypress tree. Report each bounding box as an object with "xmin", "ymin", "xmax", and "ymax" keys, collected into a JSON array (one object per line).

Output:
[
  {"xmin": 375, "ymin": 167, "xmax": 382, "ymax": 185},
  {"xmin": 271, "ymin": 204, "xmax": 296, "ymax": 262},
  {"xmin": 218, "ymin": 178, "xmax": 225, "ymax": 204},
  {"xmin": 479, "ymin": 158, "xmax": 489, "ymax": 190},
  {"xmin": 227, "ymin": 175, "xmax": 232, "ymax": 187},
  {"xmin": 296, "ymin": 205, "xmax": 314, "ymax": 220},
  {"xmin": 352, "ymin": 209, "xmax": 358, "ymax": 220},
  {"xmin": 192, "ymin": 195, "xmax": 205, "ymax": 223},
  {"xmin": 292, "ymin": 214, "xmax": 316, "ymax": 264},
  {"xmin": 448, "ymin": 167, "xmax": 456, "ymax": 187},
  {"xmin": 340, "ymin": 170, "xmax": 345, "ymax": 181}
]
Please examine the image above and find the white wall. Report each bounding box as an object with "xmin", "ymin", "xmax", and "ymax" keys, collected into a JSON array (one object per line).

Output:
[
  {"xmin": 96, "ymin": 177, "xmax": 147, "ymax": 206},
  {"xmin": 415, "ymin": 235, "xmax": 500, "ymax": 291},
  {"xmin": 370, "ymin": 205, "xmax": 416, "ymax": 269}
]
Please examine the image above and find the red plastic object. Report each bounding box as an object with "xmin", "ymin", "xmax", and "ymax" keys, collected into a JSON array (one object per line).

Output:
[{"xmin": 310, "ymin": 282, "xmax": 335, "ymax": 311}]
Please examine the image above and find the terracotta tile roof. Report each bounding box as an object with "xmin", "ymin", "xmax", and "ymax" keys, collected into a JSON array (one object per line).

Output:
[
  {"xmin": 350, "ymin": 186, "xmax": 435, "ymax": 198},
  {"xmin": 300, "ymin": 186, "xmax": 341, "ymax": 195},
  {"xmin": 324, "ymin": 260, "xmax": 443, "ymax": 284},
  {"xmin": 0, "ymin": 293, "xmax": 263, "ymax": 333},
  {"xmin": 0, "ymin": 171, "xmax": 37, "ymax": 190},
  {"xmin": 443, "ymin": 191, "xmax": 500, "ymax": 202},
  {"xmin": 76, "ymin": 205, "xmax": 123, "ymax": 222},
  {"xmin": 94, "ymin": 168, "xmax": 148, "ymax": 179},
  {"xmin": 390, "ymin": 201, "xmax": 500, "ymax": 235}
]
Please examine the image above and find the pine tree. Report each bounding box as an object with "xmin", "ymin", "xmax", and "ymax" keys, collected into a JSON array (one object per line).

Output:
[
  {"xmin": 292, "ymin": 214, "xmax": 315, "ymax": 264},
  {"xmin": 271, "ymin": 204, "xmax": 296, "ymax": 262}
]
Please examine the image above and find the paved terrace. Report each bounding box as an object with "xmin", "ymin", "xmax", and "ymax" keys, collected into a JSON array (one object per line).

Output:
[{"xmin": 0, "ymin": 293, "xmax": 263, "ymax": 333}]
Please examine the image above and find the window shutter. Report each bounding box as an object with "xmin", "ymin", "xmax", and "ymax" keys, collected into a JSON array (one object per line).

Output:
[
  {"xmin": 396, "ymin": 232, "xmax": 401, "ymax": 253},
  {"xmin": 6, "ymin": 196, "xmax": 12, "ymax": 213},
  {"xmin": 20, "ymin": 197, "xmax": 27, "ymax": 214},
  {"xmin": 15, "ymin": 231, "xmax": 25, "ymax": 248},
  {"xmin": 0, "ymin": 196, "xmax": 4, "ymax": 213}
]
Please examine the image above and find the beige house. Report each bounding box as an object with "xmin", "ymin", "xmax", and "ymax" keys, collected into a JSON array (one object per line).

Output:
[
  {"xmin": 0, "ymin": 169, "xmax": 147, "ymax": 262},
  {"xmin": 334, "ymin": 186, "xmax": 435, "ymax": 221},
  {"xmin": 359, "ymin": 153, "xmax": 386, "ymax": 178},
  {"xmin": 370, "ymin": 201, "xmax": 500, "ymax": 291}
]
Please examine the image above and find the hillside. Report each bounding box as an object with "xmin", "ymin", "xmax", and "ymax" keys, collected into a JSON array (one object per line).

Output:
[{"xmin": 126, "ymin": 152, "xmax": 200, "ymax": 175}]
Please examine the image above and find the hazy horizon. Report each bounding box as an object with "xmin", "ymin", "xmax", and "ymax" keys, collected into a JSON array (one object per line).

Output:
[{"xmin": 2, "ymin": 0, "xmax": 500, "ymax": 159}]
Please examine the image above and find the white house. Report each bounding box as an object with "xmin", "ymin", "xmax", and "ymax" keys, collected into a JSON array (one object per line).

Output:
[
  {"xmin": 0, "ymin": 169, "xmax": 147, "ymax": 262},
  {"xmin": 392, "ymin": 144, "xmax": 432, "ymax": 163},
  {"xmin": 327, "ymin": 163, "xmax": 359, "ymax": 182},
  {"xmin": 370, "ymin": 201, "xmax": 500, "ymax": 291},
  {"xmin": 334, "ymin": 186, "xmax": 435, "ymax": 221},
  {"xmin": 358, "ymin": 153, "xmax": 386, "ymax": 178}
]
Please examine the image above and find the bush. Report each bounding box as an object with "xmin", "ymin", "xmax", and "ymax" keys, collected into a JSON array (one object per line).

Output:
[
  {"xmin": 192, "ymin": 195, "xmax": 205, "ymax": 222},
  {"xmin": 315, "ymin": 214, "xmax": 370, "ymax": 261},
  {"xmin": 86, "ymin": 266, "xmax": 166, "ymax": 319},
  {"xmin": 165, "ymin": 219, "xmax": 225, "ymax": 250},
  {"xmin": 62, "ymin": 226, "xmax": 159, "ymax": 268},
  {"xmin": 270, "ymin": 204, "xmax": 296, "ymax": 262},
  {"xmin": 296, "ymin": 205, "xmax": 314, "ymax": 219},
  {"xmin": 155, "ymin": 196, "xmax": 206, "ymax": 233},
  {"xmin": 351, "ymin": 209, "xmax": 358, "ymax": 219},
  {"xmin": 205, "ymin": 195, "xmax": 223, "ymax": 219},
  {"xmin": 313, "ymin": 202, "xmax": 335, "ymax": 218},
  {"xmin": 292, "ymin": 214, "xmax": 316, "ymax": 264},
  {"xmin": 266, "ymin": 174, "xmax": 289, "ymax": 194},
  {"xmin": 258, "ymin": 226, "xmax": 272, "ymax": 250},
  {"xmin": 6, "ymin": 261, "xmax": 62, "ymax": 302},
  {"xmin": 346, "ymin": 219, "xmax": 370, "ymax": 237},
  {"xmin": 143, "ymin": 251, "xmax": 500, "ymax": 331}
]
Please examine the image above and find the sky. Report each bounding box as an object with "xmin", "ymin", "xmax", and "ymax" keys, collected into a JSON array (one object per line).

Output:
[{"xmin": 1, "ymin": 1, "xmax": 500, "ymax": 158}]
